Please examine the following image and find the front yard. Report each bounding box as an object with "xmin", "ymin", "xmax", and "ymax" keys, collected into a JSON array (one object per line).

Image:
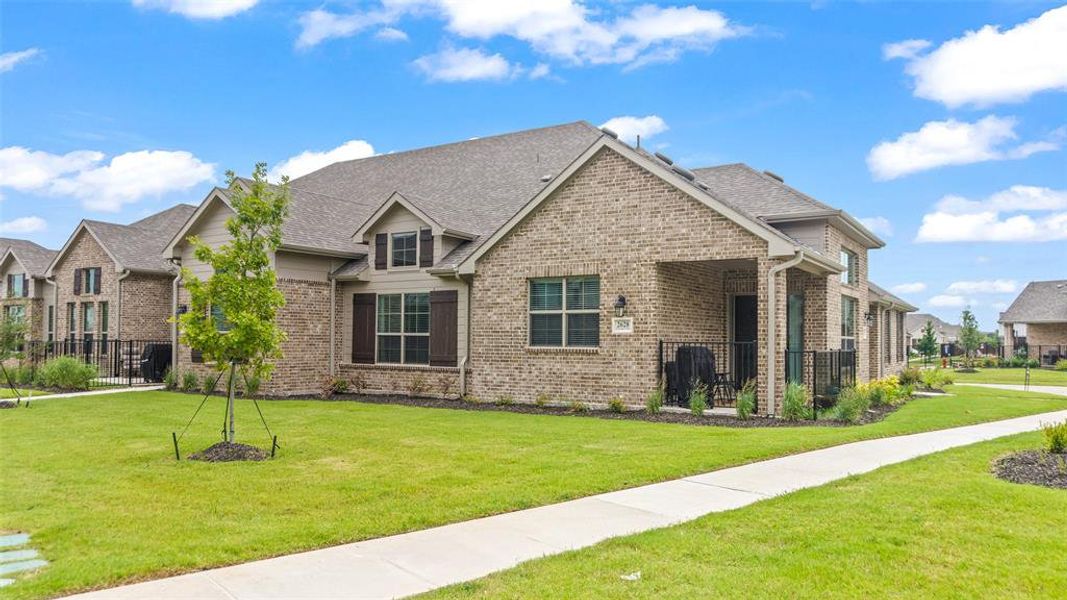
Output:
[
  {"xmin": 950, "ymin": 367, "xmax": 1067, "ymax": 387},
  {"xmin": 1, "ymin": 386, "xmax": 1065, "ymax": 598},
  {"xmin": 429, "ymin": 432, "xmax": 1067, "ymax": 598}
]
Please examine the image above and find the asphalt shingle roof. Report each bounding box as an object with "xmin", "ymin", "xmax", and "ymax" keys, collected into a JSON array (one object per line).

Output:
[
  {"xmin": 905, "ymin": 313, "xmax": 961, "ymax": 337},
  {"xmin": 83, "ymin": 204, "xmax": 197, "ymax": 274},
  {"xmin": 868, "ymin": 282, "xmax": 918, "ymax": 312},
  {"xmin": 0, "ymin": 238, "xmax": 57, "ymax": 277},
  {"xmin": 999, "ymin": 280, "xmax": 1067, "ymax": 323},
  {"xmin": 690, "ymin": 163, "xmax": 836, "ymax": 218}
]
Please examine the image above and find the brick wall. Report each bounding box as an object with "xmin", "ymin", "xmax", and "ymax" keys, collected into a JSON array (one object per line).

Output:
[
  {"xmin": 337, "ymin": 363, "xmax": 464, "ymax": 398},
  {"xmin": 120, "ymin": 274, "xmax": 173, "ymax": 340},
  {"xmin": 0, "ymin": 297, "xmax": 44, "ymax": 341},
  {"xmin": 823, "ymin": 223, "xmax": 871, "ymax": 382},
  {"xmin": 53, "ymin": 230, "xmax": 118, "ymax": 340},
  {"xmin": 1026, "ymin": 322, "xmax": 1067, "ymax": 352}
]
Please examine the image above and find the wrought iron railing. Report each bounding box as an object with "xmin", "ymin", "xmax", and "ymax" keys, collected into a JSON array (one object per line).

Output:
[
  {"xmin": 18, "ymin": 339, "xmax": 172, "ymax": 388},
  {"xmin": 658, "ymin": 340, "xmax": 758, "ymax": 409},
  {"xmin": 784, "ymin": 349, "xmax": 857, "ymax": 404}
]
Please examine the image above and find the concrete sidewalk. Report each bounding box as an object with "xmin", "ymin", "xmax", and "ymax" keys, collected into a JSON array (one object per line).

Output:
[
  {"xmin": 63, "ymin": 406, "xmax": 1067, "ymax": 600},
  {"xmin": 14, "ymin": 386, "xmax": 164, "ymax": 401}
]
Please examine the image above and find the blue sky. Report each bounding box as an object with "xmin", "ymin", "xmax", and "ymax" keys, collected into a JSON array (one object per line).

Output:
[{"xmin": 2, "ymin": 1, "xmax": 1065, "ymax": 331}]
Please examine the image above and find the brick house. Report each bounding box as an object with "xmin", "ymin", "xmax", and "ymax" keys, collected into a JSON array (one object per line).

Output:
[
  {"xmin": 999, "ymin": 280, "xmax": 1067, "ymax": 366},
  {"xmin": 867, "ymin": 283, "xmax": 916, "ymax": 378},
  {"xmin": 45, "ymin": 205, "xmax": 196, "ymax": 349},
  {"xmin": 0, "ymin": 239, "xmax": 58, "ymax": 343},
  {"xmin": 167, "ymin": 121, "xmax": 913, "ymax": 414}
]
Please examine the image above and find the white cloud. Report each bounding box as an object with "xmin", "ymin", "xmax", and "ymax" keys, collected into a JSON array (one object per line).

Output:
[
  {"xmin": 0, "ymin": 146, "xmax": 215, "ymax": 212},
  {"xmin": 929, "ymin": 294, "xmax": 971, "ymax": 308},
  {"xmin": 946, "ymin": 280, "xmax": 1018, "ymax": 294},
  {"xmin": 132, "ymin": 0, "xmax": 258, "ymax": 20},
  {"xmin": 881, "ymin": 39, "xmax": 930, "ymax": 60},
  {"xmin": 0, "ymin": 216, "xmax": 47, "ymax": 234},
  {"xmin": 599, "ymin": 115, "xmax": 668, "ymax": 145},
  {"xmin": 858, "ymin": 216, "xmax": 893, "ymax": 237},
  {"xmin": 375, "ymin": 27, "xmax": 409, "ymax": 42},
  {"xmin": 0, "ymin": 48, "xmax": 41, "ymax": 73},
  {"xmin": 867, "ymin": 116, "xmax": 1058, "ymax": 180},
  {"xmin": 891, "ymin": 282, "xmax": 926, "ymax": 294},
  {"xmin": 528, "ymin": 63, "xmax": 551, "ymax": 80},
  {"xmin": 885, "ymin": 6, "xmax": 1067, "ymax": 107},
  {"xmin": 916, "ymin": 185, "xmax": 1067, "ymax": 243},
  {"xmin": 268, "ymin": 140, "xmax": 376, "ymax": 182},
  {"xmin": 297, "ymin": 1, "xmax": 748, "ymax": 70},
  {"xmin": 991, "ymin": 301, "xmax": 1009, "ymax": 311},
  {"xmin": 412, "ymin": 47, "xmax": 520, "ymax": 82}
]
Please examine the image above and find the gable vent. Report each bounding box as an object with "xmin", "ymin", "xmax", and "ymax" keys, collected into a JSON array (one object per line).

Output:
[
  {"xmin": 671, "ymin": 164, "xmax": 696, "ymax": 181},
  {"xmin": 763, "ymin": 170, "xmax": 784, "ymax": 182},
  {"xmin": 653, "ymin": 151, "xmax": 673, "ymax": 165},
  {"xmin": 600, "ymin": 126, "xmax": 619, "ymax": 139}
]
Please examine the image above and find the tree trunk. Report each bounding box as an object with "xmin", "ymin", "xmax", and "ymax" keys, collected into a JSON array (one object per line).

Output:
[{"xmin": 227, "ymin": 361, "xmax": 237, "ymax": 443}]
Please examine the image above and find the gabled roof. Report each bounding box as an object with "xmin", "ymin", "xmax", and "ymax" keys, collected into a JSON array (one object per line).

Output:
[
  {"xmin": 0, "ymin": 238, "xmax": 57, "ymax": 277},
  {"xmin": 999, "ymin": 280, "xmax": 1067, "ymax": 324},
  {"xmin": 905, "ymin": 313, "xmax": 961, "ymax": 337},
  {"xmin": 868, "ymin": 281, "xmax": 918, "ymax": 312},
  {"xmin": 690, "ymin": 163, "xmax": 885, "ymax": 249},
  {"xmin": 352, "ymin": 191, "xmax": 476, "ymax": 242},
  {"xmin": 49, "ymin": 204, "xmax": 197, "ymax": 276}
]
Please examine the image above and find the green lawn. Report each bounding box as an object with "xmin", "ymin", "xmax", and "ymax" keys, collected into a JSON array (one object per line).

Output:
[
  {"xmin": 0, "ymin": 388, "xmax": 49, "ymax": 399},
  {"xmin": 951, "ymin": 367, "xmax": 1067, "ymax": 387},
  {"xmin": 428, "ymin": 432, "xmax": 1067, "ymax": 599},
  {"xmin": 1, "ymin": 387, "xmax": 1065, "ymax": 598}
]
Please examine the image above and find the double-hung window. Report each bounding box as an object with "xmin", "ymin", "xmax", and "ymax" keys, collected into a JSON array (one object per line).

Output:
[
  {"xmin": 529, "ymin": 276, "xmax": 600, "ymax": 348},
  {"xmin": 391, "ymin": 232, "xmax": 417, "ymax": 267},
  {"xmin": 5, "ymin": 305, "xmax": 24, "ymax": 323},
  {"xmin": 840, "ymin": 296, "xmax": 857, "ymax": 350},
  {"xmin": 839, "ymin": 249, "xmax": 857, "ymax": 285},
  {"xmin": 100, "ymin": 301, "xmax": 109, "ymax": 352},
  {"xmin": 8, "ymin": 274, "xmax": 25, "ymax": 297},
  {"xmin": 376, "ymin": 292, "xmax": 429, "ymax": 364},
  {"xmin": 47, "ymin": 305, "xmax": 55, "ymax": 343},
  {"xmin": 67, "ymin": 303, "xmax": 76, "ymax": 336}
]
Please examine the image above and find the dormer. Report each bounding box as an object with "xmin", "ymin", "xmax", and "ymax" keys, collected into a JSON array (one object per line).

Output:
[{"xmin": 352, "ymin": 192, "xmax": 476, "ymax": 275}]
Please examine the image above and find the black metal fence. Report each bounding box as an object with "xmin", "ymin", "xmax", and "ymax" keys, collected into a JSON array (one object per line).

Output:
[
  {"xmin": 19, "ymin": 339, "xmax": 172, "ymax": 388},
  {"xmin": 658, "ymin": 341, "xmax": 757, "ymax": 408},
  {"xmin": 785, "ymin": 349, "xmax": 857, "ymax": 403}
]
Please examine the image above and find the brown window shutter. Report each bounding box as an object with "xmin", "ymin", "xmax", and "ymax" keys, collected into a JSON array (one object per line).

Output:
[
  {"xmin": 191, "ymin": 348, "xmax": 203, "ymax": 363},
  {"xmin": 93, "ymin": 267, "xmax": 102, "ymax": 294},
  {"xmin": 73, "ymin": 268, "xmax": 82, "ymax": 295},
  {"xmin": 419, "ymin": 228, "xmax": 433, "ymax": 268},
  {"xmin": 351, "ymin": 293, "xmax": 376, "ymax": 363},
  {"xmin": 374, "ymin": 234, "xmax": 388, "ymax": 270},
  {"xmin": 5, "ymin": 274, "xmax": 10, "ymax": 297},
  {"xmin": 429, "ymin": 290, "xmax": 458, "ymax": 367}
]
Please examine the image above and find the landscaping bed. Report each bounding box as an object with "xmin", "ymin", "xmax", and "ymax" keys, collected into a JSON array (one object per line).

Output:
[
  {"xmin": 992, "ymin": 450, "xmax": 1067, "ymax": 489},
  {"xmin": 189, "ymin": 441, "xmax": 269, "ymax": 462}
]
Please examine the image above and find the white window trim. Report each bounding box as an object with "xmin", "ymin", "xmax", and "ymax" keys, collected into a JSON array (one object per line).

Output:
[
  {"xmin": 375, "ymin": 292, "xmax": 430, "ymax": 365},
  {"xmin": 528, "ymin": 277, "xmax": 600, "ymax": 349},
  {"xmin": 839, "ymin": 249, "xmax": 858, "ymax": 286},
  {"xmin": 390, "ymin": 231, "xmax": 418, "ymax": 270},
  {"xmin": 8, "ymin": 273, "xmax": 26, "ymax": 298}
]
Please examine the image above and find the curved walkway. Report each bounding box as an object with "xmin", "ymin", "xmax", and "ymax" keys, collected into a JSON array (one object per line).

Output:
[{"xmin": 64, "ymin": 403, "xmax": 1067, "ymax": 600}]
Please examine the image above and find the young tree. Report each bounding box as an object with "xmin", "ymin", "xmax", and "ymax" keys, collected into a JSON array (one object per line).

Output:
[
  {"xmin": 177, "ymin": 164, "xmax": 289, "ymax": 443},
  {"xmin": 0, "ymin": 313, "xmax": 26, "ymax": 361},
  {"xmin": 917, "ymin": 321, "xmax": 938, "ymax": 365},
  {"xmin": 958, "ymin": 309, "xmax": 982, "ymax": 368}
]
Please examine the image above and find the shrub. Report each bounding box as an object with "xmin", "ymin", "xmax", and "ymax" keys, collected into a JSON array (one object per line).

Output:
[
  {"xmin": 494, "ymin": 394, "xmax": 514, "ymax": 406},
  {"xmin": 781, "ymin": 382, "xmax": 811, "ymax": 421},
  {"xmin": 688, "ymin": 383, "xmax": 708, "ymax": 417},
  {"xmin": 1042, "ymin": 421, "xmax": 1067, "ymax": 454},
  {"xmin": 162, "ymin": 368, "xmax": 178, "ymax": 391},
  {"xmin": 437, "ymin": 375, "xmax": 456, "ymax": 397},
  {"xmin": 568, "ymin": 399, "xmax": 588, "ymax": 413},
  {"xmin": 735, "ymin": 379, "xmax": 756, "ymax": 421},
  {"xmin": 406, "ymin": 374, "xmax": 429, "ymax": 396},
  {"xmin": 608, "ymin": 397, "xmax": 626, "ymax": 413},
  {"xmin": 181, "ymin": 371, "xmax": 199, "ymax": 393},
  {"xmin": 898, "ymin": 367, "xmax": 921, "ymax": 387},
  {"xmin": 243, "ymin": 374, "xmax": 262, "ymax": 398},
  {"xmin": 645, "ymin": 387, "xmax": 664, "ymax": 414},
  {"xmin": 320, "ymin": 376, "xmax": 349, "ymax": 399},
  {"xmin": 462, "ymin": 394, "xmax": 480, "ymax": 404},
  {"xmin": 34, "ymin": 356, "xmax": 96, "ymax": 390},
  {"xmin": 201, "ymin": 372, "xmax": 219, "ymax": 395},
  {"xmin": 921, "ymin": 368, "xmax": 953, "ymax": 391},
  {"xmin": 349, "ymin": 372, "xmax": 367, "ymax": 396},
  {"xmin": 1056, "ymin": 359, "xmax": 1067, "ymax": 372},
  {"xmin": 832, "ymin": 386, "xmax": 870, "ymax": 423},
  {"xmin": 535, "ymin": 393, "xmax": 551, "ymax": 407},
  {"xmin": 9, "ymin": 364, "xmax": 35, "ymax": 386}
]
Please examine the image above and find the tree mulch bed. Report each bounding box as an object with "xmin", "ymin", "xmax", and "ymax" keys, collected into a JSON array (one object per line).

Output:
[
  {"xmin": 188, "ymin": 441, "xmax": 269, "ymax": 462},
  {"xmin": 0, "ymin": 400, "xmax": 17, "ymax": 409},
  {"xmin": 992, "ymin": 450, "xmax": 1067, "ymax": 489}
]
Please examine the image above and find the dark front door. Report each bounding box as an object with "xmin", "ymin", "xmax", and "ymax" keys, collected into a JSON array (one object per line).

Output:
[{"xmin": 732, "ymin": 295, "xmax": 757, "ymax": 385}]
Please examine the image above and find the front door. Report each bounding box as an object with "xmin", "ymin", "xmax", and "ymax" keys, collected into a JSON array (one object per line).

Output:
[
  {"xmin": 786, "ymin": 293, "xmax": 805, "ymax": 383},
  {"xmin": 732, "ymin": 295, "xmax": 757, "ymax": 385}
]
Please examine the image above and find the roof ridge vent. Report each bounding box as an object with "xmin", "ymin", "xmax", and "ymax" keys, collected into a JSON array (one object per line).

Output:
[
  {"xmin": 763, "ymin": 170, "xmax": 784, "ymax": 182},
  {"xmin": 539, "ymin": 174, "xmax": 553, "ymax": 182},
  {"xmin": 653, "ymin": 151, "xmax": 673, "ymax": 165},
  {"xmin": 671, "ymin": 164, "xmax": 695, "ymax": 181},
  {"xmin": 600, "ymin": 126, "xmax": 619, "ymax": 139}
]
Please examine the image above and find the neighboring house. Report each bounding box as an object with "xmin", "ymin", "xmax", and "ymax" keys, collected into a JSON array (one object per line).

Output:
[
  {"xmin": 0, "ymin": 238, "xmax": 58, "ymax": 343},
  {"xmin": 867, "ymin": 282, "xmax": 916, "ymax": 378},
  {"xmin": 46, "ymin": 205, "xmax": 197, "ymax": 348},
  {"xmin": 906, "ymin": 313, "xmax": 960, "ymax": 349},
  {"xmin": 999, "ymin": 280, "xmax": 1067, "ymax": 366},
  {"xmin": 168, "ymin": 121, "xmax": 912, "ymax": 415}
]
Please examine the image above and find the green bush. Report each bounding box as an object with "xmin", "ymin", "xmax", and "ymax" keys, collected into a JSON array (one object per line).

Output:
[
  {"xmin": 1043, "ymin": 420, "xmax": 1067, "ymax": 454},
  {"xmin": 921, "ymin": 368, "xmax": 953, "ymax": 391},
  {"xmin": 201, "ymin": 372, "xmax": 219, "ymax": 394},
  {"xmin": 494, "ymin": 394, "xmax": 514, "ymax": 406},
  {"xmin": 162, "ymin": 368, "xmax": 178, "ymax": 390},
  {"xmin": 8, "ymin": 364, "xmax": 35, "ymax": 386},
  {"xmin": 832, "ymin": 386, "xmax": 870, "ymax": 423},
  {"xmin": 688, "ymin": 383, "xmax": 707, "ymax": 417},
  {"xmin": 181, "ymin": 371, "xmax": 199, "ymax": 393},
  {"xmin": 735, "ymin": 379, "xmax": 756, "ymax": 420},
  {"xmin": 535, "ymin": 392, "xmax": 551, "ymax": 407},
  {"xmin": 645, "ymin": 387, "xmax": 663, "ymax": 414},
  {"xmin": 243, "ymin": 374, "xmax": 262, "ymax": 397},
  {"xmin": 608, "ymin": 397, "xmax": 626, "ymax": 413},
  {"xmin": 898, "ymin": 367, "xmax": 922, "ymax": 387},
  {"xmin": 34, "ymin": 356, "xmax": 96, "ymax": 390},
  {"xmin": 320, "ymin": 376, "xmax": 349, "ymax": 399},
  {"xmin": 781, "ymin": 381, "xmax": 811, "ymax": 421},
  {"xmin": 568, "ymin": 399, "xmax": 588, "ymax": 413},
  {"xmin": 1055, "ymin": 359, "xmax": 1067, "ymax": 372}
]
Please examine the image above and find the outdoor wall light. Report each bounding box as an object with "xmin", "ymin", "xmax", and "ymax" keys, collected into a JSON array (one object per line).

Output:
[
  {"xmin": 864, "ymin": 311, "xmax": 875, "ymax": 327},
  {"xmin": 614, "ymin": 295, "xmax": 627, "ymax": 317}
]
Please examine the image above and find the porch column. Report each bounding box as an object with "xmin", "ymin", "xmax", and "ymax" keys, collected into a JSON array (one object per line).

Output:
[
  {"xmin": 1001, "ymin": 322, "xmax": 1014, "ymax": 358},
  {"xmin": 757, "ymin": 257, "xmax": 788, "ymax": 416}
]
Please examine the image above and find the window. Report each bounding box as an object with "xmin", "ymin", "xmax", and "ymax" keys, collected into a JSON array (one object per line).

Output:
[
  {"xmin": 391, "ymin": 232, "xmax": 417, "ymax": 267},
  {"xmin": 8, "ymin": 273, "xmax": 25, "ymax": 297},
  {"xmin": 100, "ymin": 302, "xmax": 109, "ymax": 352},
  {"xmin": 47, "ymin": 305, "xmax": 54, "ymax": 343},
  {"xmin": 210, "ymin": 304, "xmax": 230, "ymax": 332},
  {"xmin": 84, "ymin": 268, "xmax": 98, "ymax": 295},
  {"xmin": 839, "ymin": 249, "xmax": 857, "ymax": 285},
  {"xmin": 5, "ymin": 305, "xmax": 25, "ymax": 323},
  {"xmin": 840, "ymin": 296, "xmax": 856, "ymax": 350},
  {"xmin": 82, "ymin": 303, "xmax": 95, "ymax": 334},
  {"xmin": 883, "ymin": 310, "xmax": 891, "ymax": 365},
  {"xmin": 529, "ymin": 276, "xmax": 600, "ymax": 347},
  {"xmin": 897, "ymin": 313, "xmax": 905, "ymax": 362},
  {"xmin": 67, "ymin": 303, "xmax": 76, "ymax": 335},
  {"xmin": 376, "ymin": 292, "xmax": 429, "ymax": 364}
]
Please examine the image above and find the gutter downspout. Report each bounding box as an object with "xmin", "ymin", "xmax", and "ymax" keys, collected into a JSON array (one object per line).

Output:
[
  {"xmin": 329, "ymin": 276, "xmax": 336, "ymax": 376},
  {"xmin": 459, "ymin": 272, "xmax": 473, "ymax": 398},
  {"xmin": 766, "ymin": 250, "xmax": 806, "ymax": 417},
  {"xmin": 115, "ymin": 269, "xmax": 131, "ymax": 339}
]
